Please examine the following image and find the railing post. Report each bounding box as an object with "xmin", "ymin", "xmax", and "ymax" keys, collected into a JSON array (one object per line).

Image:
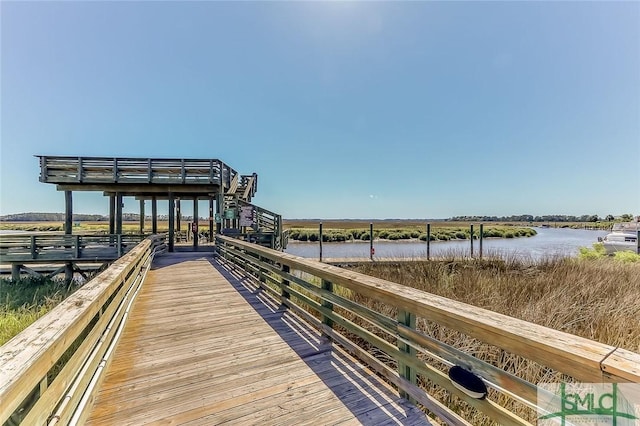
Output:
[
  {"xmin": 321, "ymin": 279, "xmax": 333, "ymax": 332},
  {"xmin": 426, "ymin": 223, "xmax": 431, "ymax": 260},
  {"xmin": 117, "ymin": 234, "xmax": 123, "ymax": 257},
  {"xmin": 319, "ymin": 222, "xmax": 323, "ymax": 262},
  {"xmin": 370, "ymin": 222, "xmax": 374, "ymax": 260},
  {"xmin": 74, "ymin": 235, "xmax": 80, "ymax": 258},
  {"xmin": 480, "ymin": 223, "xmax": 484, "ymax": 259},
  {"xmin": 30, "ymin": 236, "xmax": 36, "ymax": 259},
  {"xmin": 397, "ymin": 309, "xmax": 417, "ymax": 400},
  {"xmin": 258, "ymin": 256, "xmax": 267, "ymax": 288},
  {"xmin": 470, "ymin": 224, "xmax": 474, "ymax": 258},
  {"xmin": 281, "ymin": 264, "xmax": 290, "ymax": 302}
]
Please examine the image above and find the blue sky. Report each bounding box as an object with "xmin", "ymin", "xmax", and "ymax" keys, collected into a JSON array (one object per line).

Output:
[{"xmin": 1, "ymin": 1, "xmax": 639, "ymax": 219}]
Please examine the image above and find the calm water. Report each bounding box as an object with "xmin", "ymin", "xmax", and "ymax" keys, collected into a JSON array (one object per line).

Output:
[{"xmin": 285, "ymin": 227, "xmax": 609, "ymax": 260}]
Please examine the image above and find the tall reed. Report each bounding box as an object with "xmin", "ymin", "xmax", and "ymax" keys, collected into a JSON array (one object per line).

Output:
[{"xmin": 349, "ymin": 254, "xmax": 640, "ymax": 424}]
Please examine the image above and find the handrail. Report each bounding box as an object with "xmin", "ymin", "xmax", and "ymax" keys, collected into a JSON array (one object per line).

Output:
[
  {"xmin": 0, "ymin": 234, "xmax": 166, "ymax": 425},
  {"xmin": 234, "ymin": 200, "xmax": 285, "ymax": 249},
  {"xmin": 0, "ymin": 234, "xmax": 148, "ymax": 263},
  {"xmin": 215, "ymin": 235, "xmax": 640, "ymax": 425},
  {"xmin": 240, "ymin": 173, "xmax": 258, "ymax": 201}
]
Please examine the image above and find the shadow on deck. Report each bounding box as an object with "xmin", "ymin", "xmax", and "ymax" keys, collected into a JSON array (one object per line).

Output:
[{"xmin": 210, "ymin": 256, "xmax": 430, "ymax": 425}]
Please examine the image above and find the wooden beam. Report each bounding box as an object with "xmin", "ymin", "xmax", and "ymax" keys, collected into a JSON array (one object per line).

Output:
[
  {"xmin": 151, "ymin": 197, "xmax": 157, "ymax": 234},
  {"xmin": 168, "ymin": 194, "xmax": 175, "ymax": 252},
  {"xmin": 139, "ymin": 200, "xmax": 145, "ymax": 234},
  {"xmin": 57, "ymin": 184, "xmax": 221, "ymax": 193},
  {"xmin": 193, "ymin": 199, "xmax": 198, "ymax": 249},
  {"xmin": 209, "ymin": 198, "xmax": 214, "ymax": 242},
  {"xmin": 176, "ymin": 199, "xmax": 181, "ymax": 237},
  {"xmin": 109, "ymin": 195, "xmax": 115, "ymax": 234},
  {"xmin": 115, "ymin": 193, "xmax": 123, "ymax": 235}
]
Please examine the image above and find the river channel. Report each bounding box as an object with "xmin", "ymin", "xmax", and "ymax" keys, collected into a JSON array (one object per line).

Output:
[{"xmin": 284, "ymin": 227, "xmax": 609, "ymax": 261}]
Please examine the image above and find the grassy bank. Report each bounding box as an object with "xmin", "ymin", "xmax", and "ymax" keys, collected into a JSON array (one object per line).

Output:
[
  {"xmin": 284, "ymin": 219, "xmax": 617, "ymax": 230},
  {"xmin": 0, "ymin": 277, "xmax": 82, "ymax": 345},
  {"xmin": 346, "ymin": 255, "xmax": 640, "ymax": 423},
  {"xmin": 287, "ymin": 226, "xmax": 537, "ymax": 242}
]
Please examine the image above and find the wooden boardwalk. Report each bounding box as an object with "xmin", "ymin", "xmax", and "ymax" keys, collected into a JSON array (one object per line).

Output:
[{"xmin": 84, "ymin": 252, "xmax": 430, "ymax": 425}]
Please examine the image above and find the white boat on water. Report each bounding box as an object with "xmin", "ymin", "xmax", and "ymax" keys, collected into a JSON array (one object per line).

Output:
[{"xmin": 599, "ymin": 222, "xmax": 639, "ymax": 255}]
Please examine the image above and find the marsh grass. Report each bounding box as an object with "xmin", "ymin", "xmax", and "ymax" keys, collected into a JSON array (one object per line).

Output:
[
  {"xmin": 340, "ymin": 255, "xmax": 639, "ymax": 424},
  {"xmin": 0, "ymin": 277, "xmax": 82, "ymax": 345},
  {"xmin": 286, "ymin": 226, "xmax": 536, "ymax": 242}
]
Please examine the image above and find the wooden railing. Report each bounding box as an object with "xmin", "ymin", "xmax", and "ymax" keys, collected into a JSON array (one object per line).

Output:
[
  {"xmin": 0, "ymin": 235, "xmax": 166, "ymax": 425},
  {"xmin": 240, "ymin": 173, "xmax": 258, "ymax": 201},
  {"xmin": 232, "ymin": 201, "xmax": 286, "ymax": 250},
  {"xmin": 215, "ymin": 235, "xmax": 640, "ymax": 425},
  {"xmin": 37, "ymin": 156, "xmax": 238, "ymax": 188},
  {"xmin": 0, "ymin": 234, "xmax": 148, "ymax": 263}
]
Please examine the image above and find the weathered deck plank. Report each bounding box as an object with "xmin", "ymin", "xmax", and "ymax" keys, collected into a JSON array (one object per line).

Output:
[{"xmin": 84, "ymin": 252, "xmax": 429, "ymax": 425}]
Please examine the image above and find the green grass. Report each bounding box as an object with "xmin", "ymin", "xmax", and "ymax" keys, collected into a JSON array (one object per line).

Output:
[
  {"xmin": 0, "ymin": 277, "xmax": 82, "ymax": 345},
  {"xmin": 578, "ymin": 243, "xmax": 640, "ymax": 262}
]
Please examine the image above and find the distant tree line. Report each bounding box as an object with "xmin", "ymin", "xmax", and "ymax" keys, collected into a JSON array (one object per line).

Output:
[
  {"xmin": 449, "ymin": 214, "xmax": 636, "ymax": 223},
  {"xmin": 0, "ymin": 212, "xmax": 201, "ymax": 222},
  {"xmin": 0, "ymin": 213, "xmax": 107, "ymax": 222}
]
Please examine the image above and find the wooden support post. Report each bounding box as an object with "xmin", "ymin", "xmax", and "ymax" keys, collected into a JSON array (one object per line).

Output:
[
  {"xmin": 470, "ymin": 224, "xmax": 474, "ymax": 258},
  {"xmin": 115, "ymin": 193, "xmax": 123, "ymax": 235},
  {"xmin": 64, "ymin": 262, "xmax": 73, "ymax": 283},
  {"xmin": 139, "ymin": 200, "xmax": 145, "ymax": 234},
  {"xmin": 64, "ymin": 190, "xmax": 73, "ymax": 234},
  {"xmin": 370, "ymin": 222, "xmax": 374, "ymax": 260},
  {"xmin": 321, "ymin": 279, "xmax": 333, "ymax": 331},
  {"xmin": 480, "ymin": 223, "xmax": 484, "ymax": 259},
  {"xmin": 281, "ymin": 264, "xmax": 290, "ymax": 302},
  {"xmin": 193, "ymin": 199, "xmax": 199, "ymax": 249},
  {"xmin": 176, "ymin": 199, "xmax": 181, "ymax": 238},
  {"xmin": 11, "ymin": 264, "xmax": 21, "ymax": 281},
  {"xmin": 152, "ymin": 197, "xmax": 158, "ymax": 234},
  {"xmin": 217, "ymin": 193, "xmax": 224, "ymax": 233},
  {"xmin": 168, "ymin": 194, "xmax": 175, "ymax": 252},
  {"xmin": 209, "ymin": 198, "xmax": 214, "ymax": 242},
  {"xmin": 319, "ymin": 222, "xmax": 323, "ymax": 262},
  {"xmin": 426, "ymin": 223, "xmax": 431, "ymax": 260},
  {"xmin": 397, "ymin": 309, "xmax": 417, "ymax": 400},
  {"xmin": 109, "ymin": 195, "xmax": 115, "ymax": 234}
]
